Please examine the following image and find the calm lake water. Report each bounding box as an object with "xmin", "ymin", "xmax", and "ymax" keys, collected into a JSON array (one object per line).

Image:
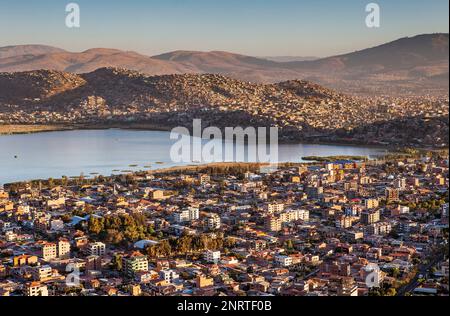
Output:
[{"xmin": 0, "ymin": 129, "xmax": 389, "ymax": 184}]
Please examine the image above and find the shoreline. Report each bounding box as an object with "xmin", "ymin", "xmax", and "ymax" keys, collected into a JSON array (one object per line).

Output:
[
  {"xmin": 0, "ymin": 123, "xmax": 428, "ymax": 150},
  {"xmin": 0, "ymin": 123, "xmax": 172, "ymax": 136},
  {"xmin": 1, "ymin": 162, "xmax": 308, "ymax": 187}
]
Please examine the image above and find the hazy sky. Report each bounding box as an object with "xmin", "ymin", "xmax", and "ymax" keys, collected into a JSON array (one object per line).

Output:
[{"xmin": 0, "ymin": 0, "xmax": 448, "ymax": 57}]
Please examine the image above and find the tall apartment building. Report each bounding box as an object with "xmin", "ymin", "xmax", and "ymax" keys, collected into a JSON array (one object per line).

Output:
[
  {"xmin": 365, "ymin": 222, "xmax": 392, "ymax": 236},
  {"xmin": 279, "ymin": 209, "xmax": 309, "ymax": 222},
  {"xmin": 40, "ymin": 242, "xmax": 57, "ymax": 261},
  {"xmin": 122, "ymin": 252, "xmax": 149, "ymax": 278},
  {"xmin": 364, "ymin": 198, "xmax": 379, "ymax": 210},
  {"xmin": 265, "ymin": 216, "xmax": 282, "ymax": 232},
  {"xmin": 85, "ymin": 255, "xmax": 102, "ymax": 271},
  {"xmin": 32, "ymin": 265, "xmax": 52, "ymax": 281},
  {"xmin": 26, "ymin": 282, "xmax": 49, "ymax": 296},
  {"xmin": 336, "ymin": 215, "xmax": 354, "ymax": 229},
  {"xmin": 267, "ymin": 203, "xmax": 285, "ymax": 214},
  {"xmin": 174, "ymin": 207, "xmax": 200, "ymax": 223},
  {"xmin": 204, "ymin": 250, "xmax": 221, "ymax": 264},
  {"xmin": 87, "ymin": 242, "xmax": 106, "ymax": 256},
  {"xmin": 344, "ymin": 182, "xmax": 358, "ymax": 192},
  {"xmin": 58, "ymin": 239, "xmax": 71, "ymax": 259},
  {"xmin": 360, "ymin": 176, "xmax": 372, "ymax": 185},
  {"xmin": 361, "ymin": 209, "xmax": 381, "ymax": 225},
  {"xmin": 159, "ymin": 269, "xmax": 180, "ymax": 284},
  {"xmin": 394, "ymin": 178, "xmax": 407, "ymax": 190},
  {"xmin": 391, "ymin": 205, "xmax": 410, "ymax": 216},
  {"xmin": 205, "ymin": 213, "xmax": 221, "ymax": 230}
]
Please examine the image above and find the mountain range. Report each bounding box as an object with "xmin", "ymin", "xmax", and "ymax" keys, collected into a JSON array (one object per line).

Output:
[{"xmin": 0, "ymin": 33, "xmax": 448, "ymax": 96}]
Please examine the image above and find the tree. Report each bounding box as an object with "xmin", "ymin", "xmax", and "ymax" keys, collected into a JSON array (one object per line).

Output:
[
  {"xmin": 124, "ymin": 226, "xmax": 140, "ymax": 242},
  {"xmin": 386, "ymin": 288, "xmax": 397, "ymax": 296},
  {"xmin": 391, "ymin": 267, "xmax": 401, "ymax": 278},
  {"xmin": 111, "ymin": 254, "xmax": 123, "ymax": 271},
  {"xmin": 105, "ymin": 229, "xmax": 124, "ymax": 245},
  {"xmin": 88, "ymin": 217, "xmax": 104, "ymax": 235},
  {"xmin": 285, "ymin": 240, "xmax": 294, "ymax": 251}
]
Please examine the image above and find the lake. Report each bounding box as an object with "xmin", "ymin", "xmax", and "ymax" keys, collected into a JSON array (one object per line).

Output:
[{"xmin": 0, "ymin": 129, "xmax": 389, "ymax": 184}]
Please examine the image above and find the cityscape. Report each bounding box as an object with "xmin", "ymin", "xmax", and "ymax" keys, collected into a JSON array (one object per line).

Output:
[
  {"xmin": 0, "ymin": 157, "xmax": 449, "ymax": 297},
  {"xmin": 0, "ymin": 0, "xmax": 448, "ymax": 301}
]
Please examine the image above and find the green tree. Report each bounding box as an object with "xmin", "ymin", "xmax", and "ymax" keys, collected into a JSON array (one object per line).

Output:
[{"xmin": 88, "ymin": 216, "xmax": 104, "ymax": 235}]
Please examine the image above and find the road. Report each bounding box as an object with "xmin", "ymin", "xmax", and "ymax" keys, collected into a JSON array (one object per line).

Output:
[{"xmin": 397, "ymin": 253, "xmax": 445, "ymax": 296}]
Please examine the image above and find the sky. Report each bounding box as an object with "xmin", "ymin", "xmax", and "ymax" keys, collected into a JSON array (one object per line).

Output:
[{"xmin": 0, "ymin": 0, "xmax": 448, "ymax": 57}]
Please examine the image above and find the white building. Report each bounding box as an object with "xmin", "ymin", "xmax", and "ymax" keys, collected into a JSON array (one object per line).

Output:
[
  {"xmin": 204, "ymin": 250, "xmax": 221, "ymax": 263},
  {"xmin": 26, "ymin": 282, "xmax": 49, "ymax": 296},
  {"xmin": 174, "ymin": 207, "xmax": 200, "ymax": 223},
  {"xmin": 205, "ymin": 213, "xmax": 221, "ymax": 230},
  {"xmin": 87, "ymin": 242, "xmax": 106, "ymax": 256},
  {"xmin": 267, "ymin": 203, "xmax": 285, "ymax": 214},
  {"xmin": 32, "ymin": 265, "xmax": 53, "ymax": 281},
  {"xmin": 58, "ymin": 239, "xmax": 71, "ymax": 259},
  {"xmin": 159, "ymin": 269, "xmax": 180, "ymax": 283},
  {"xmin": 280, "ymin": 209, "xmax": 309, "ymax": 222},
  {"xmin": 275, "ymin": 255, "xmax": 293, "ymax": 267},
  {"xmin": 398, "ymin": 205, "xmax": 410, "ymax": 214},
  {"xmin": 394, "ymin": 178, "xmax": 407, "ymax": 190}
]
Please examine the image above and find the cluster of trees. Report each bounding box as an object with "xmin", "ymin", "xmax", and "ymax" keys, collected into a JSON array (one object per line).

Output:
[
  {"xmin": 146, "ymin": 233, "xmax": 236, "ymax": 258},
  {"xmin": 369, "ymin": 286, "xmax": 397, "ymax": 296},
  {"xmin": 88, "ymin": 213, "xmax": 155, "ymax": 245},
  {"xmin": 399, "ymin": 194, "xmax": 448, "ymax": 218},
  {"xmin": 6, "ymin": 175, "xmax": 113, "ymax": 193}
]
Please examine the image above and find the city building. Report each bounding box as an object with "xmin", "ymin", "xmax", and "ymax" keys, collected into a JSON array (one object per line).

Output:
[
  {"xmin": 204, "ymin": 250, "xmax": 221, "ymax": 264},
  {"xmin": 122, "ymin": 252, "xmax": 149, "ymax": 277},
  {"xmin": 88, "ymin": 242, "xmax": 106, "ymax": 256}
]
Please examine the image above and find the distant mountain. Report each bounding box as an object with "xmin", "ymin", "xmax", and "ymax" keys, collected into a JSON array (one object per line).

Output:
[
  {"xmin": 262, "ymin": 56, "xmax": 318, "ymax": 62},
  {"xmin": 289, "ymin": 33, "xmax": 448, "ymax": 71},
  {"xmin": 0, "ymin": 34, "xmax": 448, "ymax": 95},
  {"xmin": 0, "ymin": 47, "xmax": 196, "ymax": 75},
  {"xmin": 0, "ymin": 44, "xmax": 66, "ymax": 59},
  {"xmin": 153, "ymin": 50, "xmax": 281, "ymax": 70}
]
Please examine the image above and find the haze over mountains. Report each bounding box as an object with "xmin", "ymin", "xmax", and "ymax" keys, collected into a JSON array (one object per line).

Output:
[{"xmin": 0, "ymin": 33, "xmax": 448, "ymax": 95}]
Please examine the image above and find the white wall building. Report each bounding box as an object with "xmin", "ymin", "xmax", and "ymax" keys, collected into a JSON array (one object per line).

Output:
[
  {"xmin": 160, "ymin": 269, "xmax": 179, "ymax": 283},
  {"xmin": 275, "ymin": 255, "xmax": 293, "ymax": 267},
  {"xmin": 87, "ymin": 242, "xmax": 106, "ymax": 256},
  {"xmin": 174, "ymin": 207, "xmax": 200, "ymax": 223},
  {"xmin": 204, "ymin": 250, "xmax": 221, "ymax": 263}
]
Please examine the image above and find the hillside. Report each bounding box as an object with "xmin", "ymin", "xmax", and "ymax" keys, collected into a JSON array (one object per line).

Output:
[
  {"xmin": 0, "ymin": 44, "xmax": 66, "ymax": 59},
  {"xmin": 0, "ymin": 68, "xmax": 447, "ymax": 147},
  {"xmin": 287, "ymin": 33, "xmax": 449, "ymax": 95}
]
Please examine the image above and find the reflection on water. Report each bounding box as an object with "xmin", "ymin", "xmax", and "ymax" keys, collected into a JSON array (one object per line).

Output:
[{"xmin": 0, "ymin": 129, "xmax": 388, "ymax": 184}]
